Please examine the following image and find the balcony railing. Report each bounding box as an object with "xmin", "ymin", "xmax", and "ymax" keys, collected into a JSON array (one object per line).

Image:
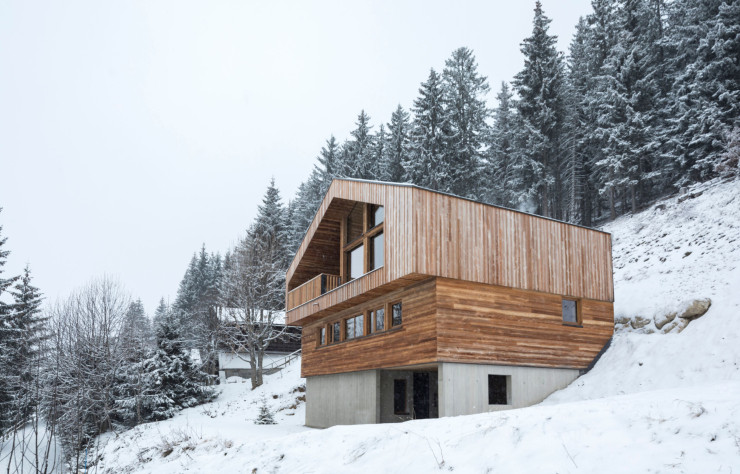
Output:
[{"xmin": 287, "ymin": 273, "xmax": 342, "ymax": 310}]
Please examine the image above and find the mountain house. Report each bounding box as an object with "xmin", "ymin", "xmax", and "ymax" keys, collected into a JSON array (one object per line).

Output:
[{"xmin": 286, "ymin": 179, "xmax": 614, "ymax": 428}]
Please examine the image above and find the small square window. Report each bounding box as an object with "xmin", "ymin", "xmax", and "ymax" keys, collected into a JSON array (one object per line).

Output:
[
  {"xmin": 488, "ymin": 375, "xmax": 509, "ymax": 405},
  {"xmin": 562, "ymin": 299, "xmax": 578, "ymax": 324}
]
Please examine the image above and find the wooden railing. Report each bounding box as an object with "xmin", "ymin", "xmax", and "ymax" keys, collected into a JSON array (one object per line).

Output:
[{"xmin": 287, "ymin": 273, "xmax": 342, "ymax": 310}]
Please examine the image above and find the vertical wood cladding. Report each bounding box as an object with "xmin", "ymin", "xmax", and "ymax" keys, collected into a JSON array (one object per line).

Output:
[
  {"xmin": 435, "ymin": 278, "xmax": 614, "ymax": 369},
  {"xmin": 287, "ymin": 179, "xmax": 613, "ymax": 326},
  {"xmin": 300, "ymin": 279, "xmax": 437, "ymax": 377}
]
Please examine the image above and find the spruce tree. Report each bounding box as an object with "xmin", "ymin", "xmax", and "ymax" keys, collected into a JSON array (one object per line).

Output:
[
  {"xmin": 513, "ymin": 1, "xmax": 567, "ymax": 218},
  {"xmin": 442, "ymin": 47, "xmax": 490, "ymax": 199},
  {"xmin": 371, "ymin": 124, "xmax": 389, "ymax": 180},
  {"xmin": 343, "ymin": 111, "xmax": 375, "ymax": 179},
  {"xmin": 141, "ymin": 313, "xmax": 215, "ymax": 421},
  {"xmin": 384, "ymin": 105, "xmax": 411, "ymax": 182},
  {"xmin": 0, "ymin": 208, "xmax": 20, "ymax": 431},
  {"xmin": 405, "ymin": 68, "xmax": 452, "ymax": 190},
  {"xmin": 487, "ymin": 82, "xmax": 519, "ymax": 207},
  {"xmin": 2, "ymin": 265, "xmax": 45, "ymax": 426}
]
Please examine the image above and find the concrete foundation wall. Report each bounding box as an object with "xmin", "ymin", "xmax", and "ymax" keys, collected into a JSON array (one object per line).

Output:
[
  {"xmin": 438, "ymin": 362, "xmax": 579, "ymax": 417},
  {"xmin": 305, "ymin": 370, "xmax": 379, "ymax": 428}
]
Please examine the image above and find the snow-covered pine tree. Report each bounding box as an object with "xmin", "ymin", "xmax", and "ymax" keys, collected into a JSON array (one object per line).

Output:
[
  {"xmin": 442, "ymin": 47, "xmax": 490, "ymax": 199},
  {"xmin": 663, "ymin": 0, "xmax": 739, "ymax": 185},
  {"xmin": 342, "ymin": 111, "xmax": 375, "ymax": 179},
  {"xmin": 383, "ymin": 105, "xmax": 411, "ymax": 182},
  {"xmin": 255, "ymin": 395, "xmax": 276, "ymax": 425},
  {"xmin": 141, "ymin": 312, "xmax": 215, "ymax": 421},
  {"xmin": 486, "ymin": 82, "xmax": 519, "ymax": 207},
  {"xmin": 4, "ymin": 265, "xmax": 46, "ymax": 424},
  {"xmin": 405, "ymin": 68, "xmax": 452, "ymax": 190},
  {"xmin": 371, "ymin": 124, "xmax": 389, "ymax": 180},
  {"xmin": 0, "ymin": 208, "xmax": 20, "ymax": 431},
  {"xmin": 513, "ymin": 1, "xmax": 567, "ymax": 219},
  {"xmin": 113, "ymin": 299, "xmax": 155, "ymax": 427}
]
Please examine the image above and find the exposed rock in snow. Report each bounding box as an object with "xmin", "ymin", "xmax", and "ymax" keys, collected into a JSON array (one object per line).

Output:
[{"xmin": 677, "ymin": 298, "xmax": 712, "ymax": 320}]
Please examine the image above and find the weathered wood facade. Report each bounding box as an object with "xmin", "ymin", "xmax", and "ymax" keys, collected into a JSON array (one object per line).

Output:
[{"xmin": 287, "ymin": 179, "xmax": 614, "ymax": 378}]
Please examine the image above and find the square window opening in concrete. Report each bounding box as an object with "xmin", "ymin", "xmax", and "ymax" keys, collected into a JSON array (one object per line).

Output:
[{"xmin": 488, "ymin": 374, "xmax": 511, "ymax": 405}]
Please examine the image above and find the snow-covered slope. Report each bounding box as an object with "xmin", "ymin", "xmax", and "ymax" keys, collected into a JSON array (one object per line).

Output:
[{"xmin": 95, "ymin": 178, "xmax": 740, "ymax": 473}]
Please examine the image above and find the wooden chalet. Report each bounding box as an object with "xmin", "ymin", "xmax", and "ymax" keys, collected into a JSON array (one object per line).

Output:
[{"xmin": 286, "ymin": 178, "xmax": 614, "ymax": 428}]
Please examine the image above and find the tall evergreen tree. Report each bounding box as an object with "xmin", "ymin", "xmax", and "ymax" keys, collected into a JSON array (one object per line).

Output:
[
  {"xmin": 384, "ymin": 105, "xmax": 411, "ymax": 182},
  {"xmin": 140, "ymin": 313, "xmax": 215, "ymax": 421},
  {"xmin": 371, "ymin": 124, "xmax": 389, "ymax": 179},
  {"xmin": 0, "ymin": 208, "xmax": 20, "ymax": 431},
  {"xmin": 486, "ymin": 82, "xmax": 519, "ymax": 207},
  {"xmin": 513, "ymin": 1, "xmax": 567, "ymax": 218},
  {"xmin": 247, "ymin": 179, "xmax": 289, "ymax": 310},
  {"xmin": 3, "ymin": 265, "xmax": 45, "ymax": 425},
  {"xmin": 442, "ymin": 47, "xmax": 490, "ymax": 199},
  {"xmin": 664, "ymin": 0, "xmax": 739, "ymax": 184},
  {"xmin": 342, "ymin": 111, "xmax": 375, "ymax": 179},
  {"xmin": 405, "ymin": 68, "xmax": 452, "ymax": 190}
]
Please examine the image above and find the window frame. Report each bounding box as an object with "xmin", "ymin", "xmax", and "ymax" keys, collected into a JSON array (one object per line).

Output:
[
  {"xmin": 390, "ymin": 301, "xmax": 402, "ymax": 327},
  {"xmin": 561, "ymin": 297, "xmax": 582, "ymax": 326},
  {"xmin": 341, "ymin": 203, "xmax": 385, "ymax": 283}
]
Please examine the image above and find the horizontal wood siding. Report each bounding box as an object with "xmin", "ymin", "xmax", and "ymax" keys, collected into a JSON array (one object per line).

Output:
[
  {"xmin": 435, "ymin": 278, "xmax": 613, "ymax": 369},
  {"xmin": 301, "ymin": 279, "xmax": 437, "ymax": 377},
  {"xmin": 411, "ymin": 188, "xmax": 613, "ymax": 303}
]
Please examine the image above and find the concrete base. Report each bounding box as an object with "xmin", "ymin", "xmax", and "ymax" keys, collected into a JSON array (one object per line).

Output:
[
  {"xmin": 305, "ymin": 370, "xmax": 379, "ymax": 428},
  {"xmin": 438, "ymin": 362, "xmax": 579, "ymax": 416},
  {"xmin": 305, "ymin": 362, "xmax": 579, "ymax": 428}
]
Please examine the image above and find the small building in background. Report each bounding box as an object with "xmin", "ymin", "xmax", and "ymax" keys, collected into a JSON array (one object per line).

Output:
[{"xmin": 218, "ymin": 324, "xmax": 301, "ymax": 382}]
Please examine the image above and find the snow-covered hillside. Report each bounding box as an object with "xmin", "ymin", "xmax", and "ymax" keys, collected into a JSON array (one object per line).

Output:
[{"xmin": 94, "ymin": 179, "xmax": 740, "ymax": 473}]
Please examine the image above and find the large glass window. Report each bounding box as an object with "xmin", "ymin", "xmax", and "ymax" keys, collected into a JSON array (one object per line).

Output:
[
  {"xmin": 349, "ymin": 245, "xmax": 364, "ymax": 279},
  {"xmin": 369, "ymin": 232, "xmax": 384, "ymax": 271},
  {"xmin": 391, "ymin": 302, "xmax": 402, "ymax": 327},
  {"xmin": 393, "ymin": 379, "xmax": 407, "ymax": 414}
]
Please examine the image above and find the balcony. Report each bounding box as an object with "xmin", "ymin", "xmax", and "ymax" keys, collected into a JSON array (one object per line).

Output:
[{"xmin": 287, "ymin": 273, "xmax": 342, "ymax": 311}]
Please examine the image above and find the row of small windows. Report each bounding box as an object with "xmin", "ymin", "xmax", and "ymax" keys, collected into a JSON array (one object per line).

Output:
[{"xmin": 319, "ymin": 301, "xmax": 402, "ymax": 346}]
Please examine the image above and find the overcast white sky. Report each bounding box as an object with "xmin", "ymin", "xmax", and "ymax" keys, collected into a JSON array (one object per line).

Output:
[{"xmin": 0, "ymin": 0, "xmax": 592, "ymax": 314}]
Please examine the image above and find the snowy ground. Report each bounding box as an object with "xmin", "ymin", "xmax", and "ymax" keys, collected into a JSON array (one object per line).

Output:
[{"xmin": 87, "ymin": 178, "xmax": 740, "ymax": 473}]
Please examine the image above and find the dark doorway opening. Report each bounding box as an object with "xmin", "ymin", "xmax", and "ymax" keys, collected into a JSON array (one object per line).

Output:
[{"xmin": 412, "ymin": 371, "xmax": 438, "ymax": 419}]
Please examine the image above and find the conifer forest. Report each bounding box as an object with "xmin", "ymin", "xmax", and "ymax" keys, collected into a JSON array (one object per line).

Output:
[{"xmin": 0, "ymin": 0, "xmax": 738, "ymax": 470}]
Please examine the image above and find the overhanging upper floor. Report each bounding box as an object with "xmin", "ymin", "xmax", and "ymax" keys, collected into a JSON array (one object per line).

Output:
[{"xmin": 286, "ymin": 179, "xmax": 614, "ymax": 326}]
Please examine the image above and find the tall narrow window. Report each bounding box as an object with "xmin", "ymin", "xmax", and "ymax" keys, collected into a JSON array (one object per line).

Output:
[
  {"xmin": 372, "ymin": 307, "xmax": 385, "ymax": 333},
  {"xmin": 562, "ymin": 299, "xmax": 578, "ymax": 324},
  {"xmin": 393, "ymin": 379, "xmax": 407, "ymax": 414},
  {"xmin": 346, "ymin": 203, "xmax": 364, "ymax": 244},
  {"xmin": 368, "ymin": 232, "xmax": 384, "ymax": 271},
  {"xmin": 348, "ymin": 245, "xmax": 364, "ymax": 280},
  {"xmin": 332, "ymin": 321, "xmax": 340, "ymax": 343},
  {"xmin": 391, "ymin": 302, "xmax": 402, "ymax": 327},
  {"xmin": 345, "ymin": 318, "xmax": 355, "ymax": 340},
  {"xmin": 319, "ymin": 327, "xmax": 326, "ymax": 345}
]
